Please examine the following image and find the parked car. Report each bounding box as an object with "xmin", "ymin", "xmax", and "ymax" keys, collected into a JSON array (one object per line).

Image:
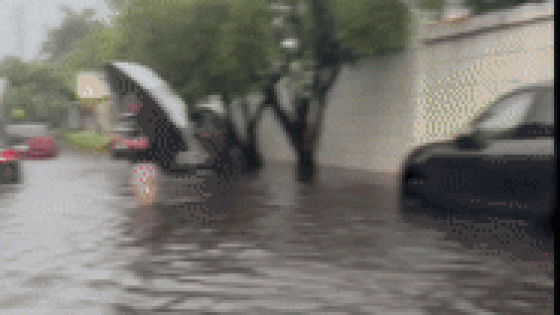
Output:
[
  {"xmin": 5, "ymin": 123, "xmax": 57, "ymax": 159},
  {"xmin": 105, "ymin": 61, "xmax": 242, "ymax": 226},
  {"xmin": 190, "ymin": 101, "xmax": 243, "ymax": 178},
  {"xmin": 110, "ymin": 110, "xmax": 149, "ymax": 162},
  {"xmin": 0, "ymin": 126, "xmax": 22, "ymax": 184},
  {"xmin": 400, "ymin": 80, "xmax": 555, "ymax": 241},
  {"xmin": 0, "ymin": 147, "xmax": 21, "ymax": 183}
]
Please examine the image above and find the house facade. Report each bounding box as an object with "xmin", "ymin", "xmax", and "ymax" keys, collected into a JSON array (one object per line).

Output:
[{"xmin": 76, "ymin": 71, "xmax": 111, "ymax": 134}]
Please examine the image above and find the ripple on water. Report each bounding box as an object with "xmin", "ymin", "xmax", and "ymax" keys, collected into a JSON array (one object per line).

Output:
[{"xmin": 22, "ymin": 272, "xmax": 69, "ymax": 288}]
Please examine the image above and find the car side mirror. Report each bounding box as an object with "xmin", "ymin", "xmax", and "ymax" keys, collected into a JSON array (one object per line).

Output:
[{"xmin": 454, "ymin": 132, "xmax": 486, "ymax": 150}]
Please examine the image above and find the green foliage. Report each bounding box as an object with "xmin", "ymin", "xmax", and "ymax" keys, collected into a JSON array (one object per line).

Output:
[
  {"xmin": 92, "ymin": 0, "xmax": 414, "ymax": 107},
  {"xmin": 44, "ymin": 16, "xmax": 119, "ymax": 101},
  {"xmin": 213, "ymin": 0, "xmax": 276, "ymax": 96},
  {"xmin": 332, "ymin": 0, "xmax": 411, "ymax": 57},
  {"xmin": 0, "ymin": 57, "xmax": 31, "ymax": 88},
  {"xmin": 417, "ymin": 0, "xmax": 446, "ymax": 12},
  {"xmin": 0, "ymin": 58, "xmax": 76, "ymax": 127},
  {"xmin": 54, "ymin": 26, "xmax": 119, "ymax": 79},
  {"xmin": 114, "ymin": 0, "xmax": 274, "ymax": 105},
  {"xmin": 104, "ymin": 0, "xmax": 129, "ymax": 12},
  {"xmin": 39, "ymin": 6, "xmax": 114, "ymax": 99},
  {"xmin": 41, "ymin": 7, "xmax": 107, "ymax": 60},
  {"xmin": 67, "ymin": 131, "xmax": 112, "ymax": 153},
  {"xmin": 465, "ymin": 0, "xmax": 547, "ymax": 15},
  {"xmin": 111, "ymin": 0, "xmax": 412, "ymax": 104}
]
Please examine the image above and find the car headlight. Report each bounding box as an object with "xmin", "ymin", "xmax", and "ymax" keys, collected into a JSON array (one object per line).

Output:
[
  {"xmin": 410, "ymin": 149, "xmax": 432, "ymax": 165},
  {"xmin": 403, "ymin": 166, "xmax": 427, "ymax": 197}
]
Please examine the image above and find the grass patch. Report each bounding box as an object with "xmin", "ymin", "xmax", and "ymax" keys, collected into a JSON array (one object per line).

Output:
[{"xmin": 66, "ymin": 131, "xmax": 113, "ymax": 155}]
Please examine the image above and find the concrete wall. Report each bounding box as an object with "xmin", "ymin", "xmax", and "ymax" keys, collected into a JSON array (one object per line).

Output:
[
  {"xmin": 0, "ymin": 78, "xmax": 6, "ymax": 121},
  {"xmin": 415, "ymin": 2, "xmax": 554, "ymax": 144},
  {"xmin": 253, "ymin": 2, "xmax": 553, "ymax": 174},
  {"xmin": 68, "ymin": 106, "xmax": 81, "ymax": 130},
  {"xmin": 97, "ymin": 101, "xmax": 111, "ymax": 135},
  {"xmin": 255, "ymin": 45, "xmax": 417, "ymax": 173},
  {"xmin": 77, "ymin": 72, "xmax": 109, "ymax": 99}
]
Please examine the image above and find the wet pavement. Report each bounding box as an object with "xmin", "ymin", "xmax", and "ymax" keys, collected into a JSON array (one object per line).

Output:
[{"xmin": 0, "ymin": 147, "xmax": 554, "ymax": 314}]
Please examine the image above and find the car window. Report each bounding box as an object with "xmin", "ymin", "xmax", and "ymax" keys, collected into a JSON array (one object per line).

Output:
[
  {"xmin": 5, "ymin": 124, "xmax": 49, "ymax": 137},
  {"xmin": 528, "ymin": 89, "xmax": 554, "ymax": 125},
  {"xmin": 474, "ymin": 91, "xmax": 535, "ymax": 133}
]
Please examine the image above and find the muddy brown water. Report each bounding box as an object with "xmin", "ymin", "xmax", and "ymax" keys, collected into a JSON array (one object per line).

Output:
[
  {"xmin": 132, "ymin": 161, "xmax": 553, "ymax": 313},
  {"xmin": 1, "ymin": 148, "xmax": 552, "ymax": 313},
  {"xmin": 205, "ymin": 162, "xmax": 553, "ymax": 268}
]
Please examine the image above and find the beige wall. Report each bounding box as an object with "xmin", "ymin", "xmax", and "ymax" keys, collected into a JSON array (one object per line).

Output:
[
  {"xmin": 414, "ymin": 3, "xmax": 554, "ymax": 144},
  {"xmin": 77, "ymin": 72, "xmax": 111, "ymax": 134},
  {"xmin": 256, "ymin": 48, "xmax": 417, "ymax": 173},
  {"xmin": 77, "ymin": 72, "xmax": 108, "ymax": 99},
  {"xmin": 414, "ymin": 6, "xmax": 553, "ymax": 144}
]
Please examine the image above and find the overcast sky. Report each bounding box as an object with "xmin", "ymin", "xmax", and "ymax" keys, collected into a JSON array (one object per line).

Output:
[{"xmin": 0, "ymin": 0, "xmax": 114, "ymax": 62}]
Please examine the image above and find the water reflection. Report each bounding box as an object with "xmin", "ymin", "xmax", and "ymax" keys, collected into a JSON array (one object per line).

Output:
[
  {"xmin": 120, "ymin": 161, "xmax": 552, "ymax": 275},
  {"xmin": 114, "ymin": 161, "xmax": 552, "ymax": 313}
]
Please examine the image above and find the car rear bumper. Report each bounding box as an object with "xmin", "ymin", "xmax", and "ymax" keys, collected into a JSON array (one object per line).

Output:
[
  {"xmin": 0, "ymin": 161, "xmax": 21, "ymax": 184},
  {"xmin": 111, "ymin": 147, "xmax": 135, "ymax": 160},
  {"xmin": 27, "ymin": 148, "xmax": 56, "ymax": 157}
]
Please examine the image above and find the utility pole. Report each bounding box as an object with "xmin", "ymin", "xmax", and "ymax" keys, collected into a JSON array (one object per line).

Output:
[{"xmin": 14, "ymin": 4, "xmax": 25, "ymax": 60}]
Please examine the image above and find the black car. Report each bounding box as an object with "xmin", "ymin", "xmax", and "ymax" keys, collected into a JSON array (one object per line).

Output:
[{"xmin": 400, "ymin": 80, "xmax": 555, "ymax": 240}]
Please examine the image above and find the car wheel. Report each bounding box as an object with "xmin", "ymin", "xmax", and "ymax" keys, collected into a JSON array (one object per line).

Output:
[
  {"xmin": 525, "ymin": 195, "xmax": 554, "ymax": 247},
  {"xmin": 5, "ymin": 162, "xmax": 20, "ymax": 183}
]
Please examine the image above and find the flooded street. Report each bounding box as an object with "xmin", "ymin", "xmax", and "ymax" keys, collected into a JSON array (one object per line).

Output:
[
  {"xmin": 0, "ymin": 149, "xmax": 553, "ymax": 314},
  {"xmin": 0, "ymin": 150, "xmax": 123, "ymax": 313}
]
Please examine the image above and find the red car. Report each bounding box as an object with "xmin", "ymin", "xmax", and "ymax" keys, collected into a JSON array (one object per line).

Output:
[
  {"xmin": 111, "ymin": 133, "xmax": 149, "ymax": 161},
  {"xmin": 6, "ymin": 123, "xmax": 57, "ymax": 159},
  {"xmin": 27, "ymin": 133, "xmax": 57, "ymax": 159}
]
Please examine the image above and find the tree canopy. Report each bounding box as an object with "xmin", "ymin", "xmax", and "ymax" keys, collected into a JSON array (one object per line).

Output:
[
  {"xmin": 35, "ymin": 0, "xmax": 412, "ymax": 121},
  {"xmin": 113, "ymin": 0, "xmax": 275, "ymax": 105},
  {"xmin": 0, "ymin": 58, "xmax": 76, "ymax": 126},
  {"xmin": 41, "ymin": 6, "xmax": 107, "ymax": 60},
  {"xmin": 111, "ymin": 0, "xmax": 410, "ymax": 105},
  {"xmin": 332, "ymin": 0, "xmax": 411, "ymax": 57}
]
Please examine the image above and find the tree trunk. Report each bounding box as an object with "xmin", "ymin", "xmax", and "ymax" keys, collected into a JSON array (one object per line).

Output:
[
  {"xmin": 222, "ymin": 92, "xmax": 267, "ymax": 174},
  {"xmin": 245, "ymin": 112, "xmax": 263, "ymax": 172}
]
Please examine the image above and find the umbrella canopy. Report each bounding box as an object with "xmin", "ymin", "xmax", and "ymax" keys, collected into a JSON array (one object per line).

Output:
[
  {"xmin": 105, "ymin": 61, "xmax": 191, "ymax": 150},
  {"xmin": 105, "ymin": 61, "xmax": 209, "ymax": 169},
  {"xmin": 106, "ymin": 62, "xmax": 189, "ymax": 130}
]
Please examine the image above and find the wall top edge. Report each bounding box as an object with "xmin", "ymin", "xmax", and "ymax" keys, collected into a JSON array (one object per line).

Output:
[{"xmin": 419, "ymin": 2, "xmax": 553, "ymax": 45}]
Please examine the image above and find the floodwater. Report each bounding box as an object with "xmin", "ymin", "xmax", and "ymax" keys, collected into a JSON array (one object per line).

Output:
[{"xmin": 0, "ymin": 148, "xmax": 553, "ymax": 314}]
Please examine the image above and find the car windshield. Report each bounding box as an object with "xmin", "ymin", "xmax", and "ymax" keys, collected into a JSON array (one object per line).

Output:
[
  {"xmin": 5, "ymin": 124, "xmax": 49, "ymax": 138},
  {"xmin": 471, "ymin": 90, "xmax": 535, "ymax": 133}
]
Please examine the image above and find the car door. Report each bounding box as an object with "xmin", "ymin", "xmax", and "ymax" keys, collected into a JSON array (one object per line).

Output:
[
  {"xmin": 423, "ymin": 88, "xmax": 548, "ymax": 219},
  {"xmin": 450, "ymin": 87, "xmax": 554, "ymax": 219}
]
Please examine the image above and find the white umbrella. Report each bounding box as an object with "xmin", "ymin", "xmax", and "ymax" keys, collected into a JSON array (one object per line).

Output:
[{"xmin": 105, "ymin": 61, "xmax": 208, "ymax": 166}]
